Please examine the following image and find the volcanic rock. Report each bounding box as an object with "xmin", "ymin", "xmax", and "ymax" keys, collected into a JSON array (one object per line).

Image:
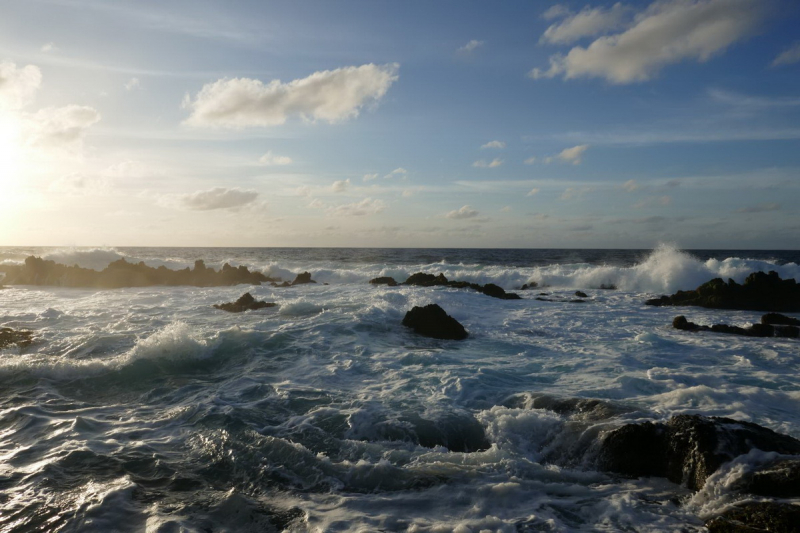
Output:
[
  {"xmin": 646, "ymin": 271, "xmax": 800, "ymax": 312},
  {"xmin": 214, "ymin": 293, "xmax": 277, "ymax": 313},
  {"xmin": 402, "ymin": 304, "xmax": 468, "ymax": 340}
]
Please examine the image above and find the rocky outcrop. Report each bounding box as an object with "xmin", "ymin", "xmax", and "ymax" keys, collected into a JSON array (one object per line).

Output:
[
  {"xmin": 0, "ymin": 327, "xmax": 33, "ymax": 349},
  {"xmin": 367, "ymin": 412, "xmax": 490, "ymax": 453},
  {"xmin": 214, "ymin": 293, "xmax": 277, "ymax": 313},
  {"xmin": 291, "ymin": 272, "xmax": 316, "ymax": 285},
  {"xmin": 705, "ymin": 502, "xmax": 800, "ymax": 533},
  {"xmin": 503, "ymin": 393, "xmax": 634, "ymax": 421},
  {"xmin": 646, "ymin": 271, "xmax": 800, "ymax": 312},
  {"xmin": 402, "ymin": 272, "xmax": 521, "ymax": 300},
  {"xmin": 369, "ymin": 276, "xmax": 398, "ymax": 286},
  {"xmin": 0, "ymin": 256, "xmax": 277, "ymax": 288},
  {"xmin": 598, "ymin": 414, "xmax": 800, "ymax": 491},
  {"xmin": 735, "ymin": 458, "xmax": 800, "ymax": 498},
  {"xmin": 402, "ymin": 304, "xmax": 468, "ymax": 340},
  {"xmin": 673, "ymin": 315, "xmax": 799, "ymax": 338}
]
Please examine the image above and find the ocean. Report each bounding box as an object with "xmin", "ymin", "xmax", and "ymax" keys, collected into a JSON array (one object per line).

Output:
[{"xmin": 1, "ymin": 245, "xmax": 799, "ymax": 532}]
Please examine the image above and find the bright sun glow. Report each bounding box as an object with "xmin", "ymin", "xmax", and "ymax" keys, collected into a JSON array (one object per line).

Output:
[{"xmin": 0, "ymin": 113, "xmax": 23, "ymax": 195}]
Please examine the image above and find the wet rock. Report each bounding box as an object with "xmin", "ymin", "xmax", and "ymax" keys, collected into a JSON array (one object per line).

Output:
[
  {"xmin": 404, "ymin": 272, "xmax": 448, "ymax": 287},
  {"xmin": 672, "ymin": 315, "xmax": 798, "ymax": 338},
  {"xmin": 599, "ymin": 283, "xmax": 618, "ymax": 290},
  {"xmin": 0, "ymin": 327, "xmax": 33, "ymax": 349},
  {"xmin": 405, "ymin": 413, "xmax": 491, "ymax": 452},
  {"xmin": 369, "ymin": 276, "xmax": 398, "ymax": 286},
  {"xmin": 503, "ymin": 393, "xmax": 634, "ymax": 421},
  {"xmin": 646, "ymin": 271, "xmax": 800, "ymax": 312},
  {"xmin": 214, "ymin": 293, "xmax": 277, "ymax": 313},
  {"xmin": 705, "ymin": 502, "xmax": 800, "ymax": 533},
  {"xmin": 762, "ymin": 313, "xmax": 800, "ymax": 326},
  {"xmin": 402, "ymin": 304, "xmax": 468, "ymax": 340},
  {"xmin": 401, "ymin": 272, "xmax": 521, "ymax": 300},
  {"xmin": 291, "ymin": 272, "xmax": 316, "ymax": 285},
  {"xmin": 575, "ymin": 291, "xmax": 588, "ymax": 298},
  {"xmin": 0, "ymin": 256, "xmax": 276, "ymax": 288},
  {"xmin": 735, "ymin": 458, "xmax": 800, "ymax": 498},
  {"xmin": 599, "ymin": 414, "xmax": 800, "ymax": 490},
  {"xmin": 520, "ymin": 282, "xmax": 538, "ymax": 290}
]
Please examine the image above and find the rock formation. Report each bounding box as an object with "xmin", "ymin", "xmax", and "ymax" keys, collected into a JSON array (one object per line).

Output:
[
  {"xmin": 214, "ymin": 293, "xmax": 277, "ymax": 313},
  {"xmin": 0, "ymin": 327, "xmax": 33, "ymax": 349},
  {"xmin": 402, "ymin": 304, "xmax": 468, "ymax": 340}
]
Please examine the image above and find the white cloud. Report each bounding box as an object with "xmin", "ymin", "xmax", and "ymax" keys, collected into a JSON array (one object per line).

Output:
[
  {"xmin": 557, "ymin": 144, "xmax": 589, "ymax": 164},
  {"xmin": 501, "ymin": 206, "xmax": 512, "ymax": 212},
  {"xmin": 531, "ymin": 0, "xmax": 765, "ymax": 84},
  {"xmin": 541, "ymin": 3, "xmax": 630, "ymax": 44},
  {"xmin": 560, "ymin": 187, "xmax": 592, "ymax": 200},
  {"xmin": 524, "ymin": 156, "xmax": 537, "ymax": 165},
  {"xmin": 308, "ymin": 198, "xmax": 325, "ymax": 209},
  {"xmin": 526, "ymin": 188, "xmax": 540, "ymax": 196},
  {"xmin": 0, "ymin": 61, "xmax": 42, "ymax": 110},
  {"xmin": 331, "ymin": 178, "xmax": 350, "ymax": 193},
  {"xmin": 481, "ymin": 140, "xmax": 506, "ymax": 149},
  {"xmin": 184, "ymin": 63, "xmax": 399, "ymax": 128},
  {"xmin": 48, "ymin": 172, "xmax": 107, "ymax": 195},
  {"xmin": 295, "ymin": 185, "xmax": 312, "ymax": 197},
  {"xmin": 105, "ymin": 160, "xmax": 159, "ymax": 179},
  {"xmin": 402, "ymin": 189, "xmax": 415, "ymax": 197},
  {"xmin": 446, "ymin": 205, "xmax": 479, "ymax": 219},
  {"xmin": 363, "ymin": 173, "xmax": 379, "ymax": 181},
  {"xmin": 458, "ymin": 40, "xmax": 484, "ymax": 53},
  {"xmin": 473, "ymin": 158, "xmax": 504, "ymax": 168},
  {"xmin": 178, "ymin": 187, "xmax": 259, "ymax": 210},
  {"xmin": 41, "ymin": 42, "xmax": 57, "ymax": 53},
  {"xmin": 384, "ymin": 167, "xmax": 407, "ymax": 179},
  {"xmin": 772, "ymin": 42, "xmax": 800, "ymax": 67},
  {"xmin": 329, "ymin": 197, "xmax": 386, "ymax": 216},
  {"xmin": 125, "ymin": 77, "xmax": 140, "ymax": 91},
  {"xmin": 25, "ymin": 105, "xmax": 101, "ymax": 148},
  {"xmin": 259, "ymin": 150, "xmax": 292, "ymax": 166},
  {"xmin": 622, "ymin": 179, "xmax": 640, "ymax": 192}
]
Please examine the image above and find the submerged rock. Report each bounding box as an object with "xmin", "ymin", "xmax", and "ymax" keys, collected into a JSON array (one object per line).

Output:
[
  {"xmin": 598, "ymin": 414, "xmax": 800, "ymax": 491},
  {"xmin": 402, "ymin": 304, "xmax": 468, "ymax": 340},
  {"xmin": 214, "ymin": 293, "xmax": 277, "ymax": 313},
  {"xmin": 673, "ymin": 315, "xmax": 799, "ymax": 338},
  {"xmin": 401, "ymin": 272, "xmax": 521, "ymax": 300},
  {"xmin": 503, "ymin": 393, "xmax": 634, "ymax": 421},
  {"xmin": 646, "ymin": 271, "xmax": 800, "ymax": 312},
  {"xmin": 0, "ymin": 327, "xmax": 33, "ymax": 349},
  {"xmin": 369, "ymin": 276, "xmax": 398, "ymax": 286},
  {"xmin": 705, "ymin": 502, "xmax": 800, "ymax": 533},
  {"xmin": 575, "ymin": 291, "xmax": 588, "ymax": 298}
]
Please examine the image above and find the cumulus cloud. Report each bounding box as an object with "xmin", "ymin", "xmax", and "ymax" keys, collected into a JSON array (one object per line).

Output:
[
  {"xmin": 622, "ymin": 179, "xmax": 640, "ymax": 192},
  {"xmin": 531, "ymin": 0, "xmax": 765, "ymax": 84},
  {"xmin": 0, "ymin": 61, "xmax": 42, "ymax": 110},
  {"xmin": 772, "ymin": 42, "xmax": 800, "ymax": 67},
  {"xmin": 384, "ymin": 167, "xmax": 407, "ymax": 179},
  {"xmin": 259, "ymin": 150, "xmax": 292, "ymax": 166},
  {"xmin": 458, "ymin": 40, "xmax": 484, "ymax": 53},
  {"xmin": 184, "ymin": 63, "xmax": 399, "ymax": 128},
  {"xmin": 542, "ymin": 4, "xmax": 571, "ymax": 20},
  {"xmin": 541, "ymin": 3, "xmax": 630, "ymax": 44},
  {"xmin": 557, "ymin": 144, "xmax": 589, "ymax": 164},
  {"xmin": 331, "ymin": 178, "xmax": 350, "ymax": 193},
  {"xmin": 481, "ymin": 140, "xmax": 505, "ymax": 149},
  {"xmin": 526, "ymin": 188, "xmax": 540, "ymax": 196},
  {"xmin": 524, "ymin": 156, "xmax": 537, "ymax": 165},
  {"xmin": 446, "ymin": 205, "xmax": 479, "ymax": 219},
  {"xmin": 178, "ymin": 187, "xmax": 259, "ymax": 210},
  {"xmin": 25, "ymin": 105, "xmax": 101, "ymax": 148},
  {"xmin": 363, "ymin": 173, "xmax": 379, "ymax": 181},
  {"xmin": 329, "ymin": 197, "xmax": 386, "ymax": 216},
  {"xmin": 473, "ymin": 158, "xmax": 504, "ymax": 168},
  {"xmin": 735, "ymin": 203, "xmax": 781, "ymax": 213}
]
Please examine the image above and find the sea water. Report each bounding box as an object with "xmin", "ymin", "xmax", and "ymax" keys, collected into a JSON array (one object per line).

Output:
[{"xmin": 0, "ymin": 245, "xmax": 799, "ymax": 532}]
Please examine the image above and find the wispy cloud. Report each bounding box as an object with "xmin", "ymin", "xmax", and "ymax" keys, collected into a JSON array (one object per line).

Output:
[
  {"xmin": 735, "ymin": 203, "xmax": 781, "ymax": 213},
  {"xmin": 184, "ymin": 63, "xmax": 399, "ymax": 128},
  {"xmin": 329, "ymin": 197, "xmax": 386, "ymax": 216},
  {"xmin": 384, "ymin": 167, "xmax": 407, "ymax": 179},
  {"xmin": 540, "ymin": 3, "xmax": 630, "ymax": 44},
  {"xmin": 458, "ymin": 39, "xmax": 484, "ymax": 53},
  {"xmin": 526, "ymin": 188, "xmax": 540, "ymax": 196},
  {"xmin": 446, "ymin": 205, "xmax": 479, "ymax": 219},
  {"xmin": 259, "ymin": 150, "xmax": 292, "ymax": 166},
  {"xmin": 124, "ymin": 77, "xmax": 140, "ymax": 91},
  {"xmin": 481, "ymin": 140, "xmax": 505, "ymax": 149},
  {"xmin": 473, "ymin": 158, "xmax": 504, "ymax": 168},
  {"xmin": 555, "ymin": 144, "xmax": 589, "ymax": 164},
  {"xmin": 363, "ymin": 173, "xmax": 379, "ymax": 181},
  {"xmin": 772, "ymin": 42, "xmax": 800, "ymax": 67},
  {"xmin": 331, "ymin": 179, "xmax": 350, "ymax": 193},
  {"xmin": 178, "ymin": 187, "xmax": 259, "ymax": 210}
]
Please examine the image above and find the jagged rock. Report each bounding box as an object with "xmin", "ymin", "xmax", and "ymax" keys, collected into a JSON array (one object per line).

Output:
[
  {"xmin": 598, "ymin": 414, "xmax": 800, "ymax": 490},
  {"xmin": 369, "ymin": 276, "xmax": 398, "ymax": 286},
  {"xmin": 291, "ymin": 272, "xmax": 316, "ymax": 285},
  {"xmin": 405, "ymin": 272, "xmax": 448, "ymax": 287},
  {"xmin": 734, "ymin": 458, "xmax": 800, "ymax": 498},
  {"xmin": 706, "ymin": 502, "xmax": 800, "ymax": 533},
  {"xmin": 762, "ymin": 313, "xmax": 800, "ymax": 326},
  {"xmin": 0, "ymin": 256, "xmax": 276, "ymax": 288},
  {"xmin": 402, "ymin": 304, "xmax": 468, "ymax": 340},
  {"xmin": 0, "ymin": 327, "xmax": 33, "ymax": 349},
  {"xmin": 672, "ymin": 315, "xmax": 799, "ymax": 338},
  {"xmin": 214, "ymin": 293, "xmax": 277, "ymax": 313},
  {"xmin": 646, "ymin": 271, "xmax": 800, "ymax": 312},
  {"xmin": 400, "ymin": 272, "xmax": 521, "ymax": 300},
  {"xmin": 575, "ymin": 291, "xmax": 588, "ymax": 298}
]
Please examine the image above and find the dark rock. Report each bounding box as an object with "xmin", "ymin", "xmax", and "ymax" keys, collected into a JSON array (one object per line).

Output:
[
  {"xmin": 598, "ymin": 414, "xmax": 800, "ymax": 490},
  {"xmin": 401, "ymin": 272, "xmax": 521, "ymax": 300},
  {"xmin": 369, "ymin": 276, "xmax": 398, "ymax": 286},
  {"xmin": 402, "ymin": 304, "xmax": 468, "ymax": 340},
  {"xmin": 646, "ymin": 271, "xmax": 800, "ymax": 312},
  {"xmin": 480, "ymin": 283, "xmax": 521, "ymax": 300},
  {"xmin": 762, "ymin": 313, "xmax": 800, "ymax": 326},
  {"xmin": 0, "ymin": 327, "xmax": 33, "ymax": 349},
  {"xmin": 405, "ymin": 412, "xmax": 490, "ymax": 452},
  {"xmin": 503, "ymin": 393, "xmax": 633, "ymax": 421},
  {"xmin": 291, "ymin": 272, "xmax": 316, "ymax": 285},
  {"xmin": 405, "ymin": 272, "xmax": 449, "ymax": 287},
  {"xmin": 672, "ymin": 316, "xmax": 797, "ymax": 338},
  {"xmin": 736, "ymin": 458, "xmax": 800, "ymax": 498},
  {"xmin": 575, "ymin": 291, "xmax": 588, "ymax": 298},
  {"xmin": 599, "ymin": 283, "xmax": 618, "ymax": 290},
  {"xmin": 520, "ymin": 282, "xmax": 538, "ymax": 290},
  {"xmin": 0, "ymin": 256, "xmax": 276, "ymax": 288},
  {"xmin": 706, "ymin": 502, "xmax": 800, "ymax": 533},
  {"xmin": 214, "ymin": 293, "xmax": 277, "ymax": 313}
]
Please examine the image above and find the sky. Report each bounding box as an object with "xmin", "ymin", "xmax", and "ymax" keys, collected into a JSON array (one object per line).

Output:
[{"xmin": 0, "ymin": 0, "xmax": 799, "ymax": 249}]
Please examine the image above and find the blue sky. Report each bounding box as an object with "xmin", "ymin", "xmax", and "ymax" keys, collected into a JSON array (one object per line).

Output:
[{"xmin": 0, "ymin": 0, "xmax": 799, "ymax": 248}]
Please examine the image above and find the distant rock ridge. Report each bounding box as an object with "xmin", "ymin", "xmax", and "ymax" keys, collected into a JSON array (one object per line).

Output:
[
  {"xmin": 370, "ymin": 272, "xmax": 521, "ymax": 300},
  {"xmin": 673, "ymin": 314, "xmax": 799, "ymax": 338},
  {"xmin": 214, "ymin": 292, "xmax": 277, "ymax": 313},
  {"xmin": 0, "ymin": 256, "xmax": 278, "ymax": 288},
  {"xmin": 646, "ymin": 271, "xmax": 800, "ymax": 312}
]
